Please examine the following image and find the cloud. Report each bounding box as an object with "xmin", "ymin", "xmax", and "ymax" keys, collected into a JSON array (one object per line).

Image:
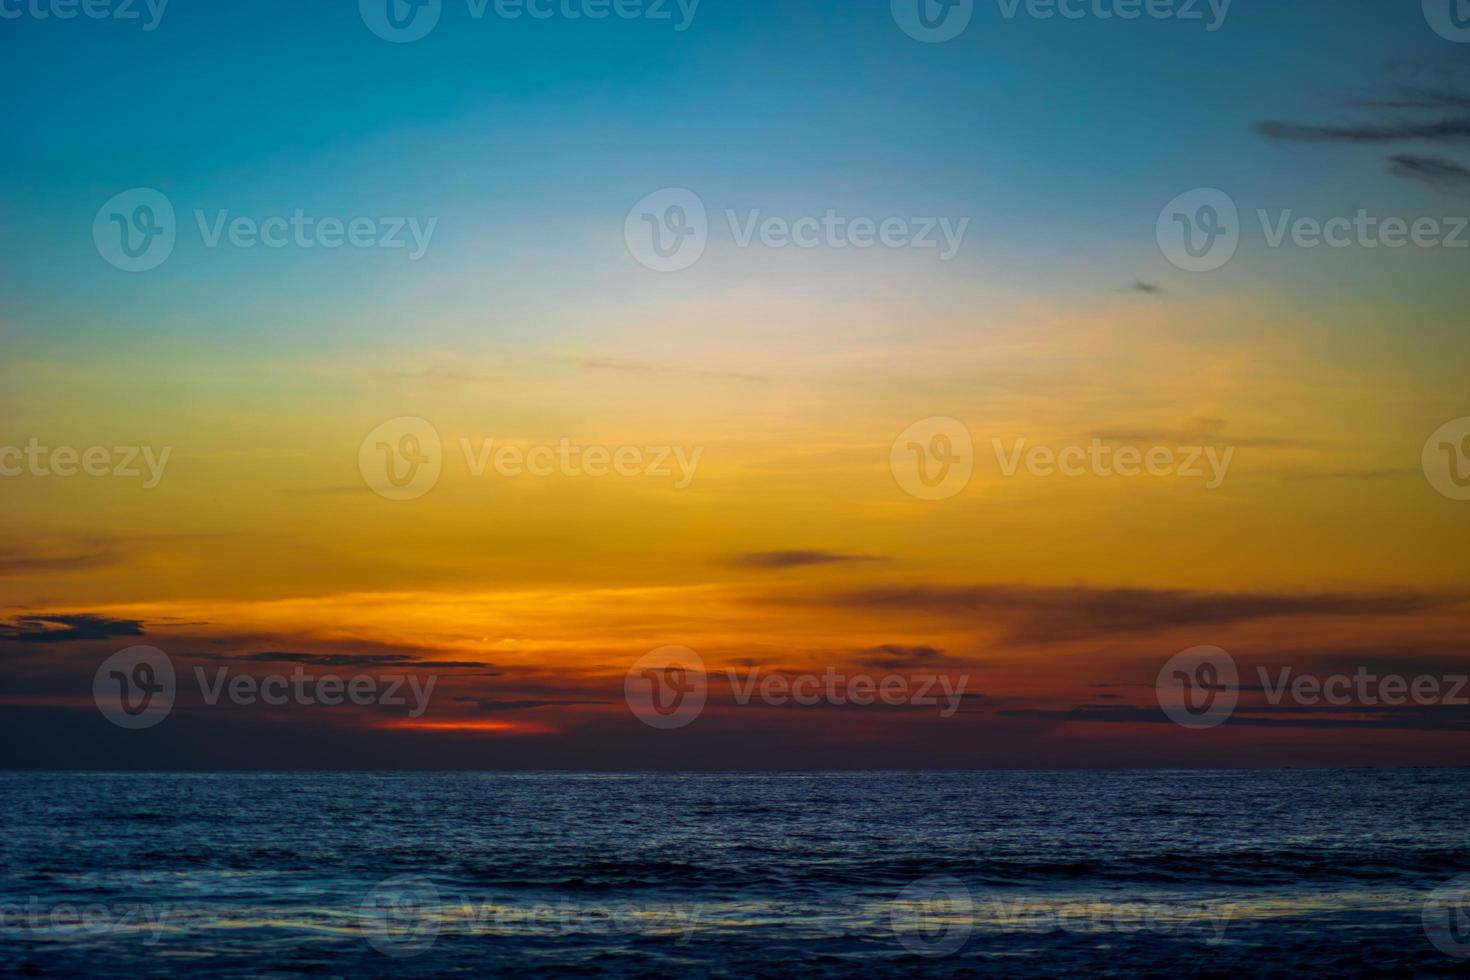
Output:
[
  {"xmin": 999, "ymin": 702, "xmax": 1470, "ymax": 732},
  {"xmin": 197, "ymin": 651, "xmax": 496, "ymax": 670},
  {"xmin": 1125, "ymin": 280, "xmax": 1164, "ymax": 295},
  {"xmin": 1387, "ymin": 154, "xmax": 1470, "ymax": 193},
  {"xmin": 1089, "ymin": 418, "xmax": 1295, "ymax": 448},
  {"xmin": 1256, "ymin": 118, "xmax": 1470, "ymax": 144},
  {"xmin": 776, "ymin": 583, "xmax": 1452, "ymax": 643},
  {"xmin": 453, "ymin": 697, "xmax": 611, "ymax": 712},
  {"xmin": 0, "ymin": 614, "xmax": 145, "ymax": 644},
  {"xmin": 853, "ymin": 644, "xmax": 952, "ymax": 669},
  {"xmin": 387, "ymin": 366, "xmax": 473, "ymax": 383},
  {"xmin": 1287, "ymin": 466, "xmax": 1420, "ymax": 482},
  {"xmin": 280, "ymin": 485, "xmax": 371, "ymax": 497},
  {"xmin": 1256, "ymin": 62, "xmax": 1470, "ymax": 191},
  {"xmin": 0, "ymin": 542, "xmax": 124, "ymax": 576},
  {"xmin": 731, "ymin": 551, "xmax": 888, "ymax": 570},
  {"xmin": 561, "ymin": 356, "xmax": 770, "ymax": 384}
]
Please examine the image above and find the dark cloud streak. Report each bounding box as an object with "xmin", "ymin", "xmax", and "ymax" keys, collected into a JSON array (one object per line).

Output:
[{"xmin": 0, "ymin": 614, "xmax": 144, "ymax": 644}]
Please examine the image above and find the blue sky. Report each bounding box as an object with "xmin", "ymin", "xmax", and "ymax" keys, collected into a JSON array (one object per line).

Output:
[{"xmin": 5, "ymin": 1, "xmax": 1463, "ymax": 339}]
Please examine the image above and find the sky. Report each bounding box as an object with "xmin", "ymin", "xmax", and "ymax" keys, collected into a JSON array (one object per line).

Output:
[{"xmin": 2, "ymin": 0, "xmax": 1469, "ymax": 768}]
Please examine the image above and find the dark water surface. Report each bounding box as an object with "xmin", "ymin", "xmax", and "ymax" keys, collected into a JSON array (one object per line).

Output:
[{"xmin": 3, "ymin": 770, "xmax": 1469, "ymax": 977}]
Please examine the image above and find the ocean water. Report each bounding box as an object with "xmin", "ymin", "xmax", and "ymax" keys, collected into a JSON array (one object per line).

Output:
[{"xmin": 2, "ymin": 770, "xmax": 1468, "ymax": 977}]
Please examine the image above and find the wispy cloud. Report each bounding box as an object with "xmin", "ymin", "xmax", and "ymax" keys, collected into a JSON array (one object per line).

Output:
[
  {"xmin": 775, "ymin": 584, "xmax": 1453, "ymax": 643},
  {"xmin": 560, "ymin": 356, "xmax": 770, "ymax": 384},
  {"xmin": 1286, "ymin": 466, "xmax": 1420, "ymax": 482},
  {"xmin": 1256, "ymin": 118, "xmax": 1470, "ymax": 143},
  {"xmin": 853, "ymin": 644, "xmax": 952, "ymax": 669},
  {"xmin": 453, "ymin": 697, "xmax": 611, "ymax": 712},
  {"xmin": 1090, "ymin": 418, "xmax": 1294, "ymax": 448},
  {"xmin": 732, "ymin": 551, "xmax": 888, "ymax": 570},
  {"xmin": 1387, "ymin": 154, "xmax": 1470, "ymax": 193},
  {"xmin": 196, "ymin": 651, "xmax": 497, "ymax": 670},
  {"xmin": 999, "ymin": 702, "xmax": 1470, "ymax": 732},
  {"xmin": 0, "ymin": 541, "xmax": 124, "ymax": 577},
  {"xmin": 1257, "ymin": 61, "xmax": 1470, "ymax": 191}
]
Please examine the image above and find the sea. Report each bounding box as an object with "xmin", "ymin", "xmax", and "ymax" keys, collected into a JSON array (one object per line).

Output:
[{"xmin": 2, "ymin": 770, "xmax": 1468, "ymax": 977}]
